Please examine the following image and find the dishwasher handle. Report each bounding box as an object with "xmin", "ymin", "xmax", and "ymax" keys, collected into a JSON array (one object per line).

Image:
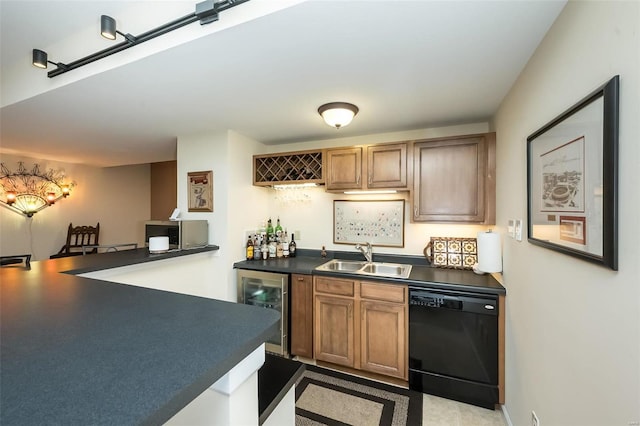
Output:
[{"xmin": 409, "ymin": 290, "xmax": 498, "ymax": 316}]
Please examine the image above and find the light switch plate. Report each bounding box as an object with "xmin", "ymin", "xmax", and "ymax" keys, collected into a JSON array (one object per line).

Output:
[
  {"xmin": 515, "ymin": 219, "xmax": 523, "ymax": 241},
  {"xmin": 507, "ymin": 219, "xmax": 515, "ymax": 238}
]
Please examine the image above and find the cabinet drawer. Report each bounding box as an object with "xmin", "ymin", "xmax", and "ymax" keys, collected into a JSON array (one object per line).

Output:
[
  {"xmin": 315, "ymin": 277, "xmax": 355, "ymax": 297},
  {"xmin": 360, "ymin": 281, "xmax": 406, "ymax": 303}
]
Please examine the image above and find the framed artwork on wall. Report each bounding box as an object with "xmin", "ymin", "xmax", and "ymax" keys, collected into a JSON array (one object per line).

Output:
[
  {"xmin": 187, "ymin": 170, "xmax": 213, "ymax": 212},
  {"xmin": 526, "ymin": 75, "xmax": 619, "ymax": 270},
  {"xmin": 333, "ymin": 200, "xmax": 405, "ymax": 247}
]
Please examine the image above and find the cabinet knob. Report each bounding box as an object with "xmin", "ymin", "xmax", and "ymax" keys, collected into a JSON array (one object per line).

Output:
[
  {"xmin": 368, "ymin": 174, "xmax": 372, "ymax": 185},
  {"xmin": 414, "ymin": 206, "xmax": 419, "ymax": 217},
  {"xmin": 357, "ymin": 175, "xmax": 361, "ymax": 185}
]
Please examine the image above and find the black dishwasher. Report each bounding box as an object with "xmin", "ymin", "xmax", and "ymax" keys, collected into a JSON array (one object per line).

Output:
[{"xmin": 408, "ymin": 287, "xmax": 499, "ymax": 409}]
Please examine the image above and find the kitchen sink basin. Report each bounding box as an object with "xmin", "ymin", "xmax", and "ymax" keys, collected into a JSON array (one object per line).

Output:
[
  {"xmin": 319, "ymin": 260, "xmax": 366, "ymax": 272},
  {"xmin": 315, "ymin": 259, "xmax": 412, "ymax": 279}
]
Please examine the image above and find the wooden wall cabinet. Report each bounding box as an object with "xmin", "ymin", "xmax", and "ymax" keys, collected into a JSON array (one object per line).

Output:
[
  {"xmin": 412, "ymin": 132, "xmax": 495, "ymax": 223},
  {"xmin": 290, "ymin": 274, "xmax": 314, "ymax": 358},
  {"xmin": 325, "ymin": 142, "xmax": 408, "ymax": 191},
  {"xmin": 313, "ymin": 276, "xmax": 408, "ymax": 380}
]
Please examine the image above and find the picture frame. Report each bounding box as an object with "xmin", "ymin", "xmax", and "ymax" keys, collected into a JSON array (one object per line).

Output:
[
  {"xmin": 527, "ymin": 75, "xmax": 619, "ymax": 270},
  {"xmin": 187, "ymin": 170, "xmax": 213, "ymax": 212},
  {"xmin": 333, "ymin": 200, "xmax": 405, "ymax": 247}
]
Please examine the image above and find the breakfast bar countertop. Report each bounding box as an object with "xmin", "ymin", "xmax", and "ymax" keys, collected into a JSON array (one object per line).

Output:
[{"xmin": 0, "ymin": 247, "xmax": 280, "ymax": 426}]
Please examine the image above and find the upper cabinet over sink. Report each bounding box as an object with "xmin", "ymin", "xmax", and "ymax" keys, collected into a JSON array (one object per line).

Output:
[
  {"xmin": 412, "ymin": 133, "xmax": 496, "ymax": 224},
  {"xmin": 325, "ymin": 142, "xmax": 409, "ymax": 191}
]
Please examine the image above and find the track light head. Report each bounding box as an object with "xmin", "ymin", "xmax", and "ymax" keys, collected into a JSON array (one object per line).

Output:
[
  {"xmin": 32, "ymin": 49, "xmax": 48, "ymax": 69},
  {"xmin": 101, "ymin": 15, "xmax": 117, "ymax": 40}
]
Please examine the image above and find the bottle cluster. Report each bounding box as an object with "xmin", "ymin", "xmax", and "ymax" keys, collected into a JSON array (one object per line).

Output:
[{"xmin": 245, "ymin": 217, "xmax": 296, "ymax": 261}]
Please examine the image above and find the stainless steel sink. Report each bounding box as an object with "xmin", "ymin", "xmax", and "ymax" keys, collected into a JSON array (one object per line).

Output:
[
  {"xmin": 315, "ymin": 259, "xmax": 412, "ymax": 279},
  {"xmin": 319, "ymin": 260, "xmax": 367, "ymax": 272}
]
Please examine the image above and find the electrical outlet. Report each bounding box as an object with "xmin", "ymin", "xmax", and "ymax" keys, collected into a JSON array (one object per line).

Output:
[
  {"xmin": 515, "ymin": 219, "xmax": 523, "ymax": 241},
  {"xmin": 293, "ymin": 230, "xmax": 301, "ymax": 241},
  {"xmin": 532, "ymin": 411, "xmax": 540, "ymax": 426}
]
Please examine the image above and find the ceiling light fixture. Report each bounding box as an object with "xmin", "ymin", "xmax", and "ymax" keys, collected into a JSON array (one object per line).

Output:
[
  {"xmin": 32, "ymin": 49, "xmax": 68, "ymax": 71},
  {"xmin": 32, "ymin": 0, "xmax": 247, "ymax": 78},
  {"xmin": 100, "ymin": 15, "xmax": 136, "ymax": 43},
  {"xmin": 318, "ymin": 102, "xmax": 359, "ymax": 129}
]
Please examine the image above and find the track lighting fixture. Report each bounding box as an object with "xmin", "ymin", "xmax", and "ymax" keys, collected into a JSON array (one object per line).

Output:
[
  {"xmin": 32, "ymin": 49, "xmax": 68, "ymax": 71},
  {"xmin": 32, "ymin": 0, "xmax": 248, "ymax": 78},
  {"xmin": 101, "ymin": 15, "xmax": 136, "ymax": 43}
]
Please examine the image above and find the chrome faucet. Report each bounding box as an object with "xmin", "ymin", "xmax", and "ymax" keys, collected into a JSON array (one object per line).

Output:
[{"xmin": 355, "ymin": 242, "xmax": 373, "ymax": 263}]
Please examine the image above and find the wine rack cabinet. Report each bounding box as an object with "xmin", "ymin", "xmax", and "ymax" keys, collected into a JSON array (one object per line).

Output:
[{"xmin": 253, "ymin": 150, "xmax": 324, "ymax": 186}]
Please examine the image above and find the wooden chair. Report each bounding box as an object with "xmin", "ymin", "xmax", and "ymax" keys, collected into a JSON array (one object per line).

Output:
[
  {"xmin": 0, "ymin": 254, "xmax": 31, "ymax": 268},
  {"xmin": 50, "ymin": 223, "xmax": 100, "ymax": 259}
]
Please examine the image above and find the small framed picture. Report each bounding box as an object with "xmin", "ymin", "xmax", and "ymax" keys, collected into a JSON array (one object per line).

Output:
[{"xmin": 188, "ymin": 170, "xmax": 213, "ymax": 212}]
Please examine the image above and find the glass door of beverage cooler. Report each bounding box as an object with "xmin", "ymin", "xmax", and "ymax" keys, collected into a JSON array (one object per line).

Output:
[{"xmin": 237, "ymin": 269, "xmax": 289, "ymax": 357}]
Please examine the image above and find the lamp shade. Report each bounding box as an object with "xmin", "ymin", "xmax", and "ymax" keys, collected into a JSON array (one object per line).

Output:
[
  {"xmin": 32, "ymin": 49, "xmax": 48, "ymax": 69},
  {"xmin": 101, "ymin": 15, "xmax": 117, "ymax": 40},
  {"xmin": 318, "ymin": 102, "xmax": 359, "ymax": 129},
  {"xmin": 477, "ymin": 230, "xmax": 502, "ymax": 273}
]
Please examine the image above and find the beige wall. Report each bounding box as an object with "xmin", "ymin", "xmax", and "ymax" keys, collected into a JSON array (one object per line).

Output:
[
  {"xmin": 0, "ymin": 153, "xmax": 151, "ymax": 260},
  {"xmin": 493, "ymin": 1, "xmax": 639, "ymax": 425}
]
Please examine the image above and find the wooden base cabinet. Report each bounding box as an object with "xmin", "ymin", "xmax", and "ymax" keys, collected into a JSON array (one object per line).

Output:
[
  {"xmin": 291, "ymin": 274, "xmax": 314, "ymax": 358},
  {"xmin": 313, "ymin": 276, "xmax": 408, "ymax": 380}
]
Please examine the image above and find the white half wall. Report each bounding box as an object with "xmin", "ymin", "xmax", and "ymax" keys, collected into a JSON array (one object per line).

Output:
[
  {"xmin": 176, "ymin": 130, "xmax": 268, "ymax": 302},
  {"xmin": 493, "ymin": 2, "xmax": 640, "ymax": 425}
]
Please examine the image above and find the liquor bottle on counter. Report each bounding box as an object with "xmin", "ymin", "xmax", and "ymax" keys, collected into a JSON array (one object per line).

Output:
[
  {"xmin": 253, "ymin": 235, "xmax": 261, "ymax": 260},
  {"xmin": 266, "ymin": 218, "xmax": 274, "ymax": 240},
  {"xmin": 275, "ymin": 218, "xmax": 283, "ymax": 239},
  {"xmin": 289, "ymin": 233, "xmax": 297, "ymax": 258},
  {"xmin": 246, "ymin": 236, "xmax": 254, "ymax": 261},
  {"xmin": 268, "ymin": 235, "xmax": 277, "ymax": 259},
  {"xmin": 282, "ymin": 231, "xmax": 289, "ymax": 258},
  {"xmin": 276, "ymin": 238, "xmax": 283, "ymax": 258},
  {"xmin": 261, "ymin": 237, "xmax": 268, "ymax": 260}
]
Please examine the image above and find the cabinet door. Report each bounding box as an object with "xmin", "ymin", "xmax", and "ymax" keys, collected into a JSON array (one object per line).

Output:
[
  {"xmin": 360, "ymin": 300, "xmax": 407, "ymax": 379},
  {"xmin": 314, "ymin": 295, "xmax": 356, "ymax": 368},
  {"xmin": 326, "ymin": 147, "xmax": 363, "ymax": 190},
  {"xmin": 291, "ymin": 274, "xmax": 313, "ymax": 358},
  {"xmin": 367, "ymin": 143, "xmax": 407, "ymax": 189},
  {"xmin": 412, "ymin": 133, "xmax": 495, "ymax": 223}
]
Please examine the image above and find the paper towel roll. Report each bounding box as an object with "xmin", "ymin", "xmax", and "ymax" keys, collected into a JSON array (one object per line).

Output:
[
  {"xmin": 149, "ymin": 236, "xmax": 169, "ymax": 253},
  {"xmin": 477, "ymin": 231, "xmax": 502, "ymax": 273}
]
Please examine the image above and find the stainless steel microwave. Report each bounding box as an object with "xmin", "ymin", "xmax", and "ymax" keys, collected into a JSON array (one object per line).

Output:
[{"xmin": 144, "ymin": 220, "xmax": 208, "ymax": 250}]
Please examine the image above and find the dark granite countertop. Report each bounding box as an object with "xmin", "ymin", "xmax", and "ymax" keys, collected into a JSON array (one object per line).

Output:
[
  {"xmin": 0, "ymin": 246, "xmax": 280, "ymax": 425},
  {"xmin": 234, "ymin": 249, "xmax": 505, "ymax": 296}
]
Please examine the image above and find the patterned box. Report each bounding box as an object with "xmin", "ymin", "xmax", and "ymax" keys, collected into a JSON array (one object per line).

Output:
[{"xmin": 424, "ymin": 237, "xmax": 477, "ymax": 270}]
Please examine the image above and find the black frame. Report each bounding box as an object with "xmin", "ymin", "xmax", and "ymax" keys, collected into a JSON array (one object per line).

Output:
[{"xmin": 527, "ymin": 75, "xmax": 619, "ymax": 270}]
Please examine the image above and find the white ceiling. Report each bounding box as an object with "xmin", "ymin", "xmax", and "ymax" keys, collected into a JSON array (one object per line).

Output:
[{"xmin": 0, "ymin": 0, "xmax": 566, "ymax": 167}]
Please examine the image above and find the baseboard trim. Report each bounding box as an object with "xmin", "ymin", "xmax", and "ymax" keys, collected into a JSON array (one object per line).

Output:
[{"xmin": 501, "ymin": 404, "xmax": 514, "ymax": 426}]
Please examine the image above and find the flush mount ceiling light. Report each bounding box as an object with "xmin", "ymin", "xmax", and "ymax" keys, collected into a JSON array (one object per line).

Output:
[
  {"xmin": 32, "ymin": 0, "xmax": 247, "ymax": 78},
  {"xmin": 318, "ymin": 102, "xmax": 359, "ymax": 129}
]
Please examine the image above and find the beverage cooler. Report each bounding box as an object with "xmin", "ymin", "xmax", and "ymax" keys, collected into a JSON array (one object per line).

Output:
[{"xmin": 236, "ymin": 269, "xmax": 289, "ymax": 357}]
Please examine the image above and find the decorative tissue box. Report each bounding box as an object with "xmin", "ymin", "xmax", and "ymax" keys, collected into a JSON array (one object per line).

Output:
[{"xmin": 424, "ymin": 237, "xmax": 477, "ymax": 270}]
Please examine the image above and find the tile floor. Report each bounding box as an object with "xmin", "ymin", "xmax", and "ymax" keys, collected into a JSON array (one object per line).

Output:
[{"xmin": 422, "ymin": 394, "xmax": 507, "ymax": 426}]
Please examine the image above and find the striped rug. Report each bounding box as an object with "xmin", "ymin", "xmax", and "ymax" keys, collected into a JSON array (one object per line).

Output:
[{"xmin": 295, "ymin": 365, "xmax": 422, "ymax": 426}]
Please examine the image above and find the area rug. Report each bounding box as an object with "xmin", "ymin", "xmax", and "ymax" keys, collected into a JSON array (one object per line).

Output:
[{"xmin": 295, "ymin": 365, "xmax": 422, "ymax": 426}]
